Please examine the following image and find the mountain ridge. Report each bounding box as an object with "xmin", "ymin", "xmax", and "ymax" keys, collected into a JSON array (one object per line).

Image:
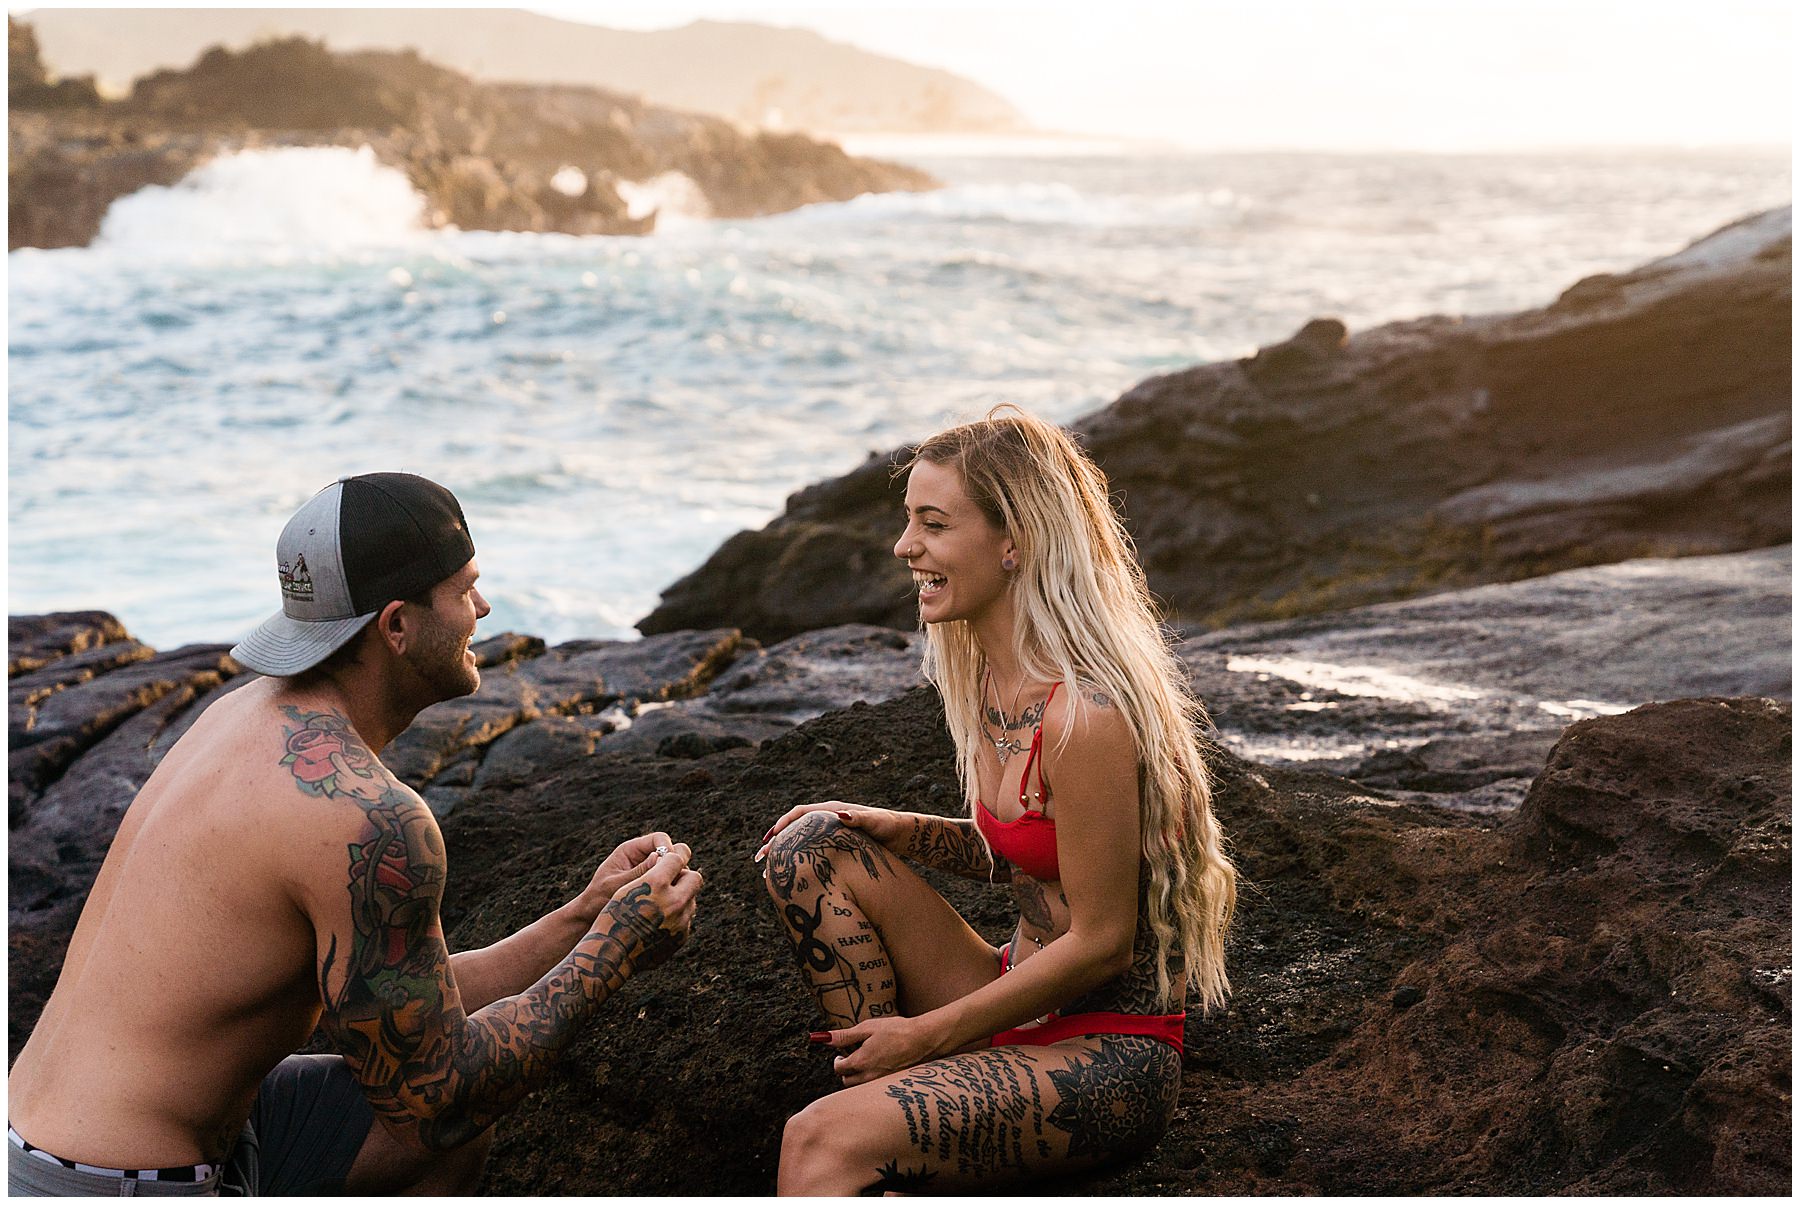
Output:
[{"xmin": 20, "ymin": 7, "xmax": 1031, "ymax": 136}]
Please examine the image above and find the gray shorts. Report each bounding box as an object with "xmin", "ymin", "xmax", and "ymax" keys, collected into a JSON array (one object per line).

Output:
[{"xmin": 8, "ymin": 1054, "xmax": 373, "ymax": 1197}]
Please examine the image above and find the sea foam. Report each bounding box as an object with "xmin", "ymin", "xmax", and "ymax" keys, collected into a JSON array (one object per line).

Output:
[{"xmin": 96, "ymin": 145, "xmax": 430, "ymax": 256}]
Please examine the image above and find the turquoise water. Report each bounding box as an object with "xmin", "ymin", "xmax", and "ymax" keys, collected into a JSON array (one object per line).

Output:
[{"xmin": 7, "ymin": 146, "xmax": 1789, "ymax": 645}]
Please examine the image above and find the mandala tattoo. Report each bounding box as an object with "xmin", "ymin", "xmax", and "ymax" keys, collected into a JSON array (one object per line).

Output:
[
  {"xmin": 287, "ymin": 706, "xmax": 677, "ymax": 1150},
  {"xmin": 904, "ymin": 815, "xmax": 1011, "ymax": 882},
  {"xmin": 1064, "ymin": 903, "xmax": 1173, "ymax": 1016},
  {"xmin": 1044, "ymin": 1037, "xmax": 1181, "ymax": 1161}
]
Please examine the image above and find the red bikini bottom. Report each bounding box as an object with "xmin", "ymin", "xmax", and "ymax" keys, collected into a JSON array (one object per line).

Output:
[{"xmin": 991, "ymin": 943, "xmax": 1187, "ymax": 1055}]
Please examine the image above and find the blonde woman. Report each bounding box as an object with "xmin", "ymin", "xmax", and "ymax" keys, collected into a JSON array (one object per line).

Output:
[{"xmin": 755, "ymin": 405, "xmax": 1236, "ymax": 1194}]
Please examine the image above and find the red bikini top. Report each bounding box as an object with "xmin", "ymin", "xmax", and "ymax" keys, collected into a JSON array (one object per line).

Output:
[{"xmin": 976, "ymin": 683, "xmax": 1061, "ymax": 881}]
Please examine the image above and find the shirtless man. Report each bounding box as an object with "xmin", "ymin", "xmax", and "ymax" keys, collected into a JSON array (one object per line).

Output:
[{"xmin": 8, "ymin": 472, "xmax": 704, "ymax": 1196}]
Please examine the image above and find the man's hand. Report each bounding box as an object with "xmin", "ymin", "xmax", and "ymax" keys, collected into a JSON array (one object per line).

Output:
[
  {"xmin": 596, "ymin": 841, "xmax": 703, "ymax": 974},
  {"xmin": 572, "ymin": 831, "xmax": 674, "ymax": 922}
]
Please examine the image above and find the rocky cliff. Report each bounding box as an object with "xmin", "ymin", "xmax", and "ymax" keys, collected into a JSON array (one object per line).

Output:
[
  {"xmin": 639, "ymin": 208, "xmax": 1792, "ymax": 644},
  {"xmin": 7, "ymin": 28, "xmax": 936, "ymax": 250}
]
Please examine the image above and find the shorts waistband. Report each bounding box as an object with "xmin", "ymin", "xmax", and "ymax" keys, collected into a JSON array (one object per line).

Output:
[
  {"xmin": 7, "ymin": 1126, "xmax": 217, "ymax": 1182},
  {"xmin": 989, "ymin": 1009, "xmax": 1188, "ymax": 1055}
]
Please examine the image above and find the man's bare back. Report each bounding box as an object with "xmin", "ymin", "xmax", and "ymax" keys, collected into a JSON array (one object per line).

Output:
[
  {"xmin": 9, "ymin": 473, "xmax": 705, "ymax": 1195},
  {"xmin": 12, "ymin": 680, "xmax": 357, "ymax": 1166}
]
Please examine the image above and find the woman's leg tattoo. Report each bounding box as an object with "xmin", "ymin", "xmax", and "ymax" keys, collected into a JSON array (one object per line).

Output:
[
  {"xmin": 1044, "ymin": 1036, "xmax": 1182, "ymax": 1159},
  {"xmin": 766, "ymin": 812, "xmax": 901, "ymax": 1025},
  {"xmin": 881, "ymin": 1048, "xmax": 1050, "ymax": 1180},
  {"xmin": 850, "ymin": 1038, "xmax": 1181, "ymax": 1191}
]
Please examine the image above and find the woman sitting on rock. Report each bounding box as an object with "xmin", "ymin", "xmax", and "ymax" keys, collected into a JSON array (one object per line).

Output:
[{"xmin": 755, "ymin": 405, "xmax": 1237, "ymax": 1194}]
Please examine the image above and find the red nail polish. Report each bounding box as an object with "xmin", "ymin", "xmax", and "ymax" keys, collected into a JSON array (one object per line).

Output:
[
  {"xmin": 835, "ymin": 811, "xmax": 852, "ymax": 821},
  {"xmin": 808, "ymin": 1031, "xmax": 831, "ymax": 1044}
]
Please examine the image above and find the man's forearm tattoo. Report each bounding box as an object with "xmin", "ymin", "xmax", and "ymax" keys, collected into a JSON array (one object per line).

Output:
[
  {"xmin": 881, "ymin": 1050, "xmax": 1048, "ymax": 1180},
  {"xmin": 288, "ymin": 706, "xmax": 668, "ymax": 1150},
  {"xmin": 903, "ymin": 816, "xmax": 1012, "ymax": 882},
  {"xmin": 766, "ymin": 812, "xmax": 899, "ymax": 1025},
  {"xmin": 1043, "ymin": 1037, "xmax": 1181, "ymax": 1160}
]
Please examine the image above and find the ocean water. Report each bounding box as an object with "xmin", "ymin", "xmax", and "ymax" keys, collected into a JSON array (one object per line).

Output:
[{"xmin": 7, "ymin": 144, "xmax": 1789, "ymax": 647}]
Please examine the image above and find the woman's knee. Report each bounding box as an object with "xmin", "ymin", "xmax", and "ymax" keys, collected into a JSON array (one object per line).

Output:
[
  {"xmin": 763, "ymin": 810, "xmax": 862, "ymax": 898},
  {"xmin": 778, "ymin": 1098, "xmax": 868, "ymax": 1194}
]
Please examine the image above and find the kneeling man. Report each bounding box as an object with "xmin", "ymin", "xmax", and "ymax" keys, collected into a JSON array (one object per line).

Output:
[{"xmin": 9, "ymin": 473, "xmax": 703, "ymax": 1195}]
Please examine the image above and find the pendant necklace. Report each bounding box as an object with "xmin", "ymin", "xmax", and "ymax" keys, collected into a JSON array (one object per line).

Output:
[{"xmin": 982, "ymin": 668, "xmax": 1037, "ymax": 766}]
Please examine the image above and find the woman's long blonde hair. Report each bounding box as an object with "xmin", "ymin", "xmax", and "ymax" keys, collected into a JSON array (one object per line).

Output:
[{"xmin": 909, "ymin": 405, "xmax": 1235, "ymax": 1011}]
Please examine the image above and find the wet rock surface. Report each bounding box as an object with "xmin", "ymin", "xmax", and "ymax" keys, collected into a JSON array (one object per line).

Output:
[
  {"xmin": 639, "ymin": 209, "xmax": 1792, "ymax": 644},
  {"xmin": 8, "ymin": 33, "xmax": 936, "ymax": 250},
  {"xmin": 1183, "ymin": 545, "xmax": 1791, "ymax": 811}
]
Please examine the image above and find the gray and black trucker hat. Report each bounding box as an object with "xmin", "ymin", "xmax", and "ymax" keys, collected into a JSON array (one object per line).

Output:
[{"xmin": 231, "ymin": 473, "xmax": 475, "ymax": 676}]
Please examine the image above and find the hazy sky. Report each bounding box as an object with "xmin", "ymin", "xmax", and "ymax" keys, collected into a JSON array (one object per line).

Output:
[
  {"xmin": 522, "ymin": 0, "xmax": 1793, "ymax": 150},
  {"xmin": 8, "ymin": 1, "xmax": 1792, "ymax": 148}
]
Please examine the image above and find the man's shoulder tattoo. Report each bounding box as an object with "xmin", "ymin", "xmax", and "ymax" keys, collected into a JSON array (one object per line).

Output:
[{"xmin": 279, "ymin": 704, "xmax": 384, "ymax": 800}]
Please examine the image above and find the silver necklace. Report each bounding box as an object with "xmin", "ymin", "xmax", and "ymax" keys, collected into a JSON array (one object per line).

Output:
[{"xmin": 981, "ymin": 670, "xmax": 1043, "ymax": 767}]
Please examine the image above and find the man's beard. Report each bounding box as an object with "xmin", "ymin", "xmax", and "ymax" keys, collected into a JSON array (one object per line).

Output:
[{"xmin": 403, "ymin": 609, "xmax": 479, "ymax": 701}]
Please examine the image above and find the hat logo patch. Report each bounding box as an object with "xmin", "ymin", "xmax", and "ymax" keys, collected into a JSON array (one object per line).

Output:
[{"xmin": 280, "ymin": 554, "xmax": 315, "ymax": 601}]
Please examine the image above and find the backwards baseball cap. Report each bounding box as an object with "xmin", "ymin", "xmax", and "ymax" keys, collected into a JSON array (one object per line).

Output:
[{"xmin": 231, "ymin": 472, "xmax": 476, "ymax": 677}]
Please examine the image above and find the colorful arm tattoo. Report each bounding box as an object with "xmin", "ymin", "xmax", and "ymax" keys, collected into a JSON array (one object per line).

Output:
[
  {"xmin": 284, "ymin": 706, "xmax": 674, "ymax": 1150},
  {"xmin": 900, "ymin": 815, "xmax": 1013, "ymax": 883}
]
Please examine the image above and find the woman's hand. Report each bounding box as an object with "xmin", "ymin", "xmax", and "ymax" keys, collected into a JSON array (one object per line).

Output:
[
  {"xmin": 817, "ymin": 1015, "xmax": 943, "ymax": 1086},
  {"xmin": 755, "ymin": 802, "xmax": 910, "ymax": 862}
]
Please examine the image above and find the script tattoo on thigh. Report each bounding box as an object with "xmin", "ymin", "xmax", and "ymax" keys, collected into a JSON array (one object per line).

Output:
[
  {"xmin": 1044, "ymin": 1037, "xmax": 1181, "ymax": 1161},
  {"xmin": 882, "ymin": 1051, "xmax": 1048, "ymax": 1179}
]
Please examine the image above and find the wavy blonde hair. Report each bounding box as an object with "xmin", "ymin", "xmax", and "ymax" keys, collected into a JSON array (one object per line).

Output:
[{"xmin": 908, "ymin": 405, "xmax": 1235, "ymax": 1010}]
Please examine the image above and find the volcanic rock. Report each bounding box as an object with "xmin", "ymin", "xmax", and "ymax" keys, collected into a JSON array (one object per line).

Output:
[
  {"xmin": 426, "ymin": 692, "xmax": 1798, "ymax": 1192},
  {"xmin": 638, "ymin": 208, "xmax": 1792, "ymax": 644},
  {"xmin": 8, "ymin": 602, "xmax": 1787, "ymax": 1192}
]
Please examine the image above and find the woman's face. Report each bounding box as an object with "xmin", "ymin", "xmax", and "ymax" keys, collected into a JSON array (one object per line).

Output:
[{"xmin": 894, "ymin": 458, "xmax": 1015, "ymax": 626}]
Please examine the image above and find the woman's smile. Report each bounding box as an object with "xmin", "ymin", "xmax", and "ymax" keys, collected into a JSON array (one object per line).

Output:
[{"xmin": 894, "ymin": 458, "xmax": 1013, "ymax": 626}]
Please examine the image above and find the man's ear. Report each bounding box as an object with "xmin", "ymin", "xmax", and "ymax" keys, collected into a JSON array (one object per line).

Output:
[{"xmin": 375, "ymin": 598, "xmax": 411, "ymax": 657}]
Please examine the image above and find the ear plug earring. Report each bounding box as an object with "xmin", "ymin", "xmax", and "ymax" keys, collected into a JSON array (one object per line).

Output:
[{"xmin": 1002, "ymin": 556, "xmax": 1017, "ymax": 571}]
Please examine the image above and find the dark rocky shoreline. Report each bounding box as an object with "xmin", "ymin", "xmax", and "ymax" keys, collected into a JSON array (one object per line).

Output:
[
  {"xmin": 640, "ymin": 207, "xmax": 1791, "ymax": 644},
  {"xmin": 7, "ymin": 199, "xmax": 1791, "ymax": 1191},
  {"xmin": 7, "ymin": 603, "xmax": 1790, "ymax": 1193},
  {"xmin": 7, "ymin": 24, "xmax": 935, "ymax": 250}
]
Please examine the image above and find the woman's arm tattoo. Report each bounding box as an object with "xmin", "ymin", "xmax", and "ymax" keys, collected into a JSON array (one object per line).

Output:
[
  {"xmin": 288, "ymin": 706, "xmax": 668, "ymax": 1149},
  {"xmin": 901, "ymin": 815, "xmax": 1013, "ymax": 882}
]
